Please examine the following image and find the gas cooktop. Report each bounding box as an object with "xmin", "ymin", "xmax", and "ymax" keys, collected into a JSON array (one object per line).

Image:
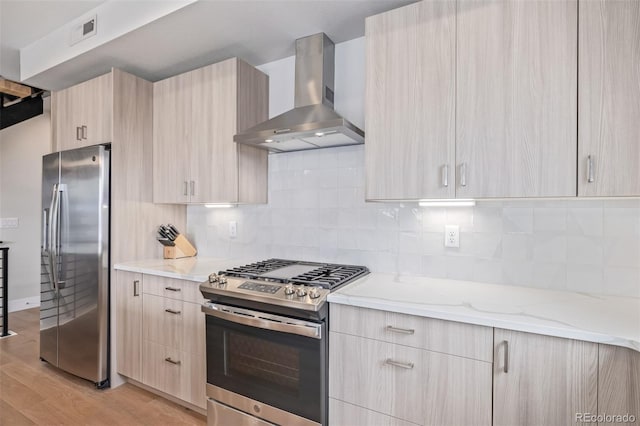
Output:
[{"xmin": 200, "ymin": 259, "xmax": 369, "ymax": 314}]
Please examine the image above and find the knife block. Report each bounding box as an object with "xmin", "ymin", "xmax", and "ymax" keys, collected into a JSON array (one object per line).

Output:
[{"xmin": 163, "ymin": 234, "xmax": 197, "ymax": 259}]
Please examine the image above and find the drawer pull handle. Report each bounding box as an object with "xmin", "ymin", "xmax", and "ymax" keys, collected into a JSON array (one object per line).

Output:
[
  {"xmin": 165, "ymin": 286, "xmax": 181, "ymax": 292},
  {"xmin": 384, "ymin": 358, "xmax": 414, "ymax": 369},
  {"xmin": 386, "ymin": 326, "xmax": 415, "ymax": 335},
  {"xmin": 165, "ymin": 309, "xmax": 181, "ymax": 315},
  {"xmin": 165, "ymin": 357, "xmax": 181, "ymax": 365}
]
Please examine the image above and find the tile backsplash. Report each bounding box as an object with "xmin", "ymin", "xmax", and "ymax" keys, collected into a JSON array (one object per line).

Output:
[{"xmin": 188, "ymin": 145, "xmax": 640, "ymax": 297}]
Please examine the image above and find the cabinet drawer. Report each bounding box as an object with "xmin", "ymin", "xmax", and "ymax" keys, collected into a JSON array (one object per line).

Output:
[
  {"xmin": 143, "ymin": 294, "xmax": 183, "ymax": 349},
  {"xmin": 143, "ymin": 294, "xmax": 205, "ymax": 355},
  {"xmin": 142, "ymin": 340, "xmax": 206, "ymax": 409},
  {"xmin": 329, "ymin": 332, "xmax": 425, "ymax": 424},
  {"xmin": 143, "ymin": 275, "xmax": 205, "ymax": 304},
  {"xmin": 329, "ymin": 399, "xmax": 419, "ymax": 426},
  {"xmin": 330, "ymin": 304, "xmax": 493, "ymax": 361},
  {"xmin": 329, "ymin": 332, "xmax": 492, "ymax": 426}
]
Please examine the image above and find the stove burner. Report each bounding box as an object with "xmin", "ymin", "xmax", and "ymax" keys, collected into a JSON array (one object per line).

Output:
[
  {"xmin": 224, "ymin": 259, "xmax": 296, "ymax": 278},
  {"xmin": 221, "ymin": 259, "xmax": 369, "ymax": 290}
]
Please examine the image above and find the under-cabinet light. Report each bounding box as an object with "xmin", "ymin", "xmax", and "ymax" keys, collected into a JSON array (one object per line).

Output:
[
  {"xmin": 205, "ymin": 204, "xmax": 234, "ymax": 209},
  {"xmin": 419, "ymin": 199, "xmax": 476, "ymax": 207}
]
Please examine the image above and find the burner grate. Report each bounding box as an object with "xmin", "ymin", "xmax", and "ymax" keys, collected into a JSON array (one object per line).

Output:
[
  {"xmin": 289, "ymin": 265, "xmax": 369, "ymax": 289},
  {"xmin": 224, "ymin": 259, "xmax": 296, "ymax": 279}
]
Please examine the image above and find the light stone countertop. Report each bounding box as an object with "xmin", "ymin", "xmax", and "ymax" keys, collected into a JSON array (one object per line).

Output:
[
  {"xmin": 113, "ymin": 257, "xmax": 250, "ymax": 282},
  {"xmin": 328, "ymin": 273, "xmax": 640, "ymax": 352}
]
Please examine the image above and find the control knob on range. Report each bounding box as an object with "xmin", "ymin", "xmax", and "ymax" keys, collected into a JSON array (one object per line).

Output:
[
  {"xmin": 218, "ymin": 276, "xmax": 227, "ymax": 286},
  {"xmin": 208, "ymin": 273, "xmax": 219, "ymax": 286},
  {"xmin": 308, "ymin": 287, "xmax": 320, "ymax": 299},
  {"xmin": 295, "ymin": 287, "xmax": 307, "ymax": 297},
  {"xmin": 284, "ymin": 284, "xmax": 295, "ymax": 295}
]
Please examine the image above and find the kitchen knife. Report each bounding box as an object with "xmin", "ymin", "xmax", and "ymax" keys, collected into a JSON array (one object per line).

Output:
[
  {"xmin": 168, "ymin": 224, "xmax": 180, "ymax": 237},
  {"xmin": 158, "ymin": 226, "xmax": 170, "ymax": 240},
  {"xmin": 164, "ymin": 226, "xmax": 177, "ymax": 241},
  {"xmin": 157, "ymin": 238, "xmax": 175, "ymax": 247}
]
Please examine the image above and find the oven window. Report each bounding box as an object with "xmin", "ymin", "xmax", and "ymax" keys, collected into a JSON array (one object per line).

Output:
[{"xmin": 227, "ymin": 332, "xmax": 300, "ymax": 396}]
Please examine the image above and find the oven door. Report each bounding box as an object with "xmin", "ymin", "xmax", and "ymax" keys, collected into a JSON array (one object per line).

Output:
[{"xmin": 203, "ymin": 303, "xmax": 326, "ymax": 425}]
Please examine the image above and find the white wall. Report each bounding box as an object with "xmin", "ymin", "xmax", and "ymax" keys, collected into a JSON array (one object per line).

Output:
[
  {"xmin": 0, "ymin": 99, "xmax": 51, "ymax": 310},
  {"xmin": 187, "ymin": 37, "xmax": 640, "ymax": 298}
]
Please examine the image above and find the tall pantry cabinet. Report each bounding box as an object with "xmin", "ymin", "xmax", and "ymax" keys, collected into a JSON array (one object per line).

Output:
[{"xmin": 50, "ymin": 69, "xmax": 187, "ymax": 386}]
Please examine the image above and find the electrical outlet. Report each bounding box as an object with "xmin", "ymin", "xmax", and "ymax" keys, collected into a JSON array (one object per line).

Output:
[
  {"xmin": 444, "ymin": 225, "xmax": 459, "ymax": 248},
  {"xmin": 229, "ymin": 221, "xmax": 237, "ymax": 238}
]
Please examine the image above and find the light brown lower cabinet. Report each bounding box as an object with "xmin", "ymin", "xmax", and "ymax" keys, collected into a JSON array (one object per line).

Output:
[
  {"xmin": 329, "ymin": 331, "xmax": 492, "ymax": 426},
  {"xmin": 493, "ymin": 329, "xmax": 599, "ymax": 426},
  {"xmin": 598, "ymin": 344, "xmax": 640, "ymax": 426},
  {"xmin": 329, "ymin": 399, "xmax": 419, "ymax": 426},
  {"xmin": 115, "ymin": 272, "xmax": 206, "ymax": 410}
]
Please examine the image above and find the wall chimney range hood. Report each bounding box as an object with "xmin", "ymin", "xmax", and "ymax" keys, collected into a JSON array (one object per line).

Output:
[{"xmin": 234, "ymin": 33, "xmax": 364, "ymax": 153}]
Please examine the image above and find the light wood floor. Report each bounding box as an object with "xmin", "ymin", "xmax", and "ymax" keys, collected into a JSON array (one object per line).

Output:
[{"xmin": 0, "ymin": 308, "xmax": 206, "ymax": 426}]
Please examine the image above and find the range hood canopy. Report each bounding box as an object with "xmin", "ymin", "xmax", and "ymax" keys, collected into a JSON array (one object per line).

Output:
[{"xmin": 234, "ymin": 33, "xmax": 364, "ymax": 153}]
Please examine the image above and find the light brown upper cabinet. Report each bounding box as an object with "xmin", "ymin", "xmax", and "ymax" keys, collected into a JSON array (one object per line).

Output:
[
  {"xmin": 578, "ymin": 0, "xmax": 640, "ymax": 196},
  {"xmin": 153, "ymin": 58, "xmax": 268, "ymax": 204},
  {"xmin": 493, "ymin": 329, "xmax": 598, "ymax": 426},
  {"xmin": 456, "ymin": 0, "xmax": 578, "ymax": 198},
  {"xmin": 365, "ymin": 0, "xmax": 456, "ymax": 201},
  {"xmin": 52, "ymin": 72, "xmax": 113, "ymax": 151},
  {"xmin": 365, "ymin": 0, "xmax": 579, "ymax": 200}
]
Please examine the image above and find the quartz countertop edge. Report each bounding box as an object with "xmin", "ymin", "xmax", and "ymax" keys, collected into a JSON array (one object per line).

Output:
[
  {"xmin": 113, "ymin": 257, "xmax": 251, "ymax": 283},
  {"xmin": 327, "ymin": 274, "xmax": 640, "ymax": 353}
]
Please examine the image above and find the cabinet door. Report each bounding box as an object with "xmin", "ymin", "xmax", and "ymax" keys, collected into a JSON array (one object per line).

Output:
[
  {"xmin": 456, "ymin": 0, "xmax": 577, "ymax": 198},
  {"xmin": 153, "ymin": 72, "xmax": 192, "ymax": 203},
  {"xmin": 115, "ymin": 271, "xmax": 143, "ymax": 381},
  {"xmin": 365, "ymin": 1, "xmax": 455, "ymax": 200},
  {"xmin": 578, "ymin": 0, "xmax": 640, "ymax": 196},
  {"xmin": 493, "ymin": 329, "xmax": 598, "ymax": 426},
  {"xmin": 79, "ymin": 72, "xmax": 112, "ymax": 146},
  {"xmin": 190, "ymin": 59, "xmax": 238, "ymax": 203},
  {"xmin": 51, "ymin": 87, "xmax": 76, "ymax": 152},
  {"xmin": 598, "ymin": 345, "xmax": 640, "ymax": 425}
]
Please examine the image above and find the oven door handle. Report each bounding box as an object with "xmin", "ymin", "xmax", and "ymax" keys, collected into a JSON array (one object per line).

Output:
[{"xmin": 202, "ymin": 304, "xmax": 322, "ymax": 340}]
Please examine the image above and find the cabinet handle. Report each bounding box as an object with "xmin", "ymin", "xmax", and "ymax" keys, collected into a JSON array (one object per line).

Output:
[
  {"xmin": 460, "ymin": 163, "xmax": 467, "ymax": 187},
  {"xmin": 190, "ymin": 180, "xmax": 195, "ymax": 196},
  {"xmin": 384, "ymin": 358, "xmax": 414, "ymax": 370},
  {"xmin": 386, "ymin": 325, "xmax": 415, "ymax": 335},
  {"xmin": 442, "ymin": 165, "xmax": 449, "ymax": 187},
  {"xmin": 164, "ymin": 286, "xmax": 181, "ymax": 292},
  {"xmin": 164, "ymin": 357, "xmax": 181, "ymax": 365},
  {"xmin": 81, "ymin": 125, "xmax": 87, "ymax": 140},
  {"xmin": 503, "ymin": 340, "xmax": 509, "ymax": 373},
  {"xmin": 165, "ymin": 308, "xmax": 181, "ymax": 315},
  {"xmin": 184, "ymin": 181, "xmax": 189, "ymax": 196},
  {"xmin": 133, "ymin": 280, "xmax": 140, "ymax": 297},
  {"xmin": 587, "ymin": 155, "xmax": 595, "ymax": 183},
  {"xmin": 76, "ymin": 127, "xmax": 82, "ymax": 141}
]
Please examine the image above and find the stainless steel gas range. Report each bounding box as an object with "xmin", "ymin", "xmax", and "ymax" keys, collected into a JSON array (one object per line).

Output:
[{"xmin": 199, "ymin": 259, "xmax": 369, "ymax": 426}]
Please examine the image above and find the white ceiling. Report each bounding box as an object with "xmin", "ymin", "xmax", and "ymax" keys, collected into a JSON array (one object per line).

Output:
[{"xmin": 1, "ymin": 0, "xmax": 414, "ymax": 90}]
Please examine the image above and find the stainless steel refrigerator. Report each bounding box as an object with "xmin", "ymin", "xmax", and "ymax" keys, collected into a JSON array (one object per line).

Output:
[{"xmin": 40, "ymin": 144, "xmax": 110, "ymax": 388}]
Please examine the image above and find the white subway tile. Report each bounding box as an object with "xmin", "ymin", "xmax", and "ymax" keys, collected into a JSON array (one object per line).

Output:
[
  {"xmin": 533, "ymin": 234, "xmax": 567, "ymax": 263},
  {"xmin": 503, "ymin": 207, "xmax": 533, "ymax": 234},
  {"xmin": 421, "ymin": 255, "xmax": 448, "ymax": 279},
  {"xmin": 532, "ymin": 263, "xmax": 567, "ymax": 290},
  {"xmin": 603, "ymin": 267, "xmax": 640, "ymax": 297},
  {"xmin": 566, "ymin": 264, "xmax": 604, "ymax": 294},
  {"xmin": 567, "ymin": 236, "xmax": 604, "ymax": 266},
  {"xmin": 501, "ymin": 261, "xmax": 534, "ymax": 287},
  {"xmin": 603, "ymin": 237, "xmax": 640, "ymax": 268},
  {"xmin": 567, "ymin": 207, "xmax": 603, "ymax": 236},
  {"xmin": 398, "ymin": 232, "xmax": 422, "ymax": 254},
  {"xmin": 502, "ymin": 234, "xmax": 533, "ymax": 261},
  {"xmin": 533, "ymin": 208, "xmax": 567, "ymax": 232},
  {"xmin": 446, "ymin": 256, "xmax": 475, "ymax": 281},
  {"xmin": 473, "ymin": 259, "xmax": 503, "ymax": 284}
]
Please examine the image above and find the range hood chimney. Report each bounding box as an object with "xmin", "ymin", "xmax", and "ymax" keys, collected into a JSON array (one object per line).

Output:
[{"xmin": 234, "ymin": 33, "xmax": 364, "ymax": 152}]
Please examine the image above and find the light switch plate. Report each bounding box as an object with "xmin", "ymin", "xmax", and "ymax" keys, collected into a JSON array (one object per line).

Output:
[{"xmin": 0, "ymin": 218, "xmax": 19, "ymax": 229}]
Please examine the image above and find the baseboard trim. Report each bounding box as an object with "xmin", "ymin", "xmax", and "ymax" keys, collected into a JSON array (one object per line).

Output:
[
  {"xmin": 8, "ymin": 296, "xmax": 40, "ymax": 312},
  {"xmin": 127, "ymin": 378, "xmax": 207, "ymax": 417}
]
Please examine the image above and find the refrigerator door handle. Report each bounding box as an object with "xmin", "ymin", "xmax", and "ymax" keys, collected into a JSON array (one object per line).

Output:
[{"xmin": 50, "ymin": 183, "xmax": 61, "ymax": 290}]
